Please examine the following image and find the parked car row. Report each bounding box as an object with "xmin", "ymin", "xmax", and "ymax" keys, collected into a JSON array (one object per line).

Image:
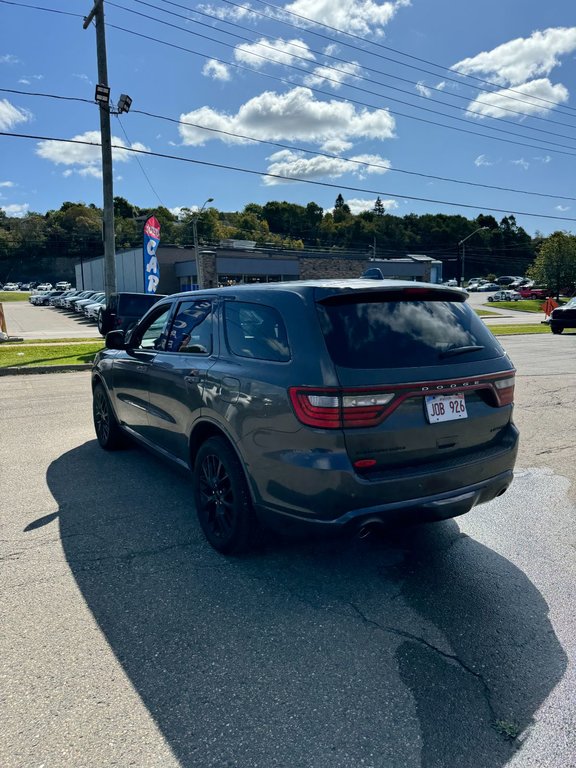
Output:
[
  {"xmin": 29, "ymin": 289, "xmax": 107, "ymax": 327},
  {"xmin": 30, "ymin": 288, "xmax": 166, "ymax": 337},
  {"xmin": 2, "ymin": 280, "xmax": 73, "ymax": 292}
]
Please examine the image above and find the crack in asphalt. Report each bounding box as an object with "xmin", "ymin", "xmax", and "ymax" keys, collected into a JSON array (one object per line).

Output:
[{"xmin": 347, "ymin": 601, "xmax": 498, "ymax": 723}]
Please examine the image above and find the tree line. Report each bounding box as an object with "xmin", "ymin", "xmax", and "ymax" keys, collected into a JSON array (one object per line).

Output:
[{"xmin": 1, "ymin": 195, "xmax": 574, "ymax": 293}]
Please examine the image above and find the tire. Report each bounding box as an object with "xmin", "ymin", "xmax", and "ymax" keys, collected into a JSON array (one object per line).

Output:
[
  {"xmin": 488, "ymin": 296, "xmax": 493, "ymax": 302},
  {"xmin": 193, "ymin": 436, "xmax": 257, "ymax": 554},
  {"xmin": 92, "ymin": 382, "xmax": 125, "ymax": 450},
  {"xmin": 97, "ymin": 309, "xmax": 105, "ymax": 335},
  {"xmin": 551, "ymin": 325, "xmax": 564, "ymax": 335}
]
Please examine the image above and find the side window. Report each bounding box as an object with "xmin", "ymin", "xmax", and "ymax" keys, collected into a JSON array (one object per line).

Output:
[
  {"xmin": 224, "ymin": 301, "xmax": 290, "ymax": 362},
  {"xmin": 165, "ymin": 299, "xmax": 213, "ymax": 354},
  {"xmin": 137, "ymin": 306, "xmax": 172, "ymax": 350}
]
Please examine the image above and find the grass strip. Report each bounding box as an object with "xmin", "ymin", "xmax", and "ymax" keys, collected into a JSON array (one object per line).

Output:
[
  {"xmin": 483, "ymin": 300, "xmax": 545, "ymax": 313},
  {"xmin": 0, "ymin": 292, "xmax": 28, "ymax": 302},
  {"xmin": 475, "ymin": 309, "xmax": 499, "ymax": 316},
  {"xmin": 490, "ymin": 324, "xmax": 551, "ymax": 336},
  {"xmin": 0, "ymin": 341, "xmax": 103, "ymax": 368}
]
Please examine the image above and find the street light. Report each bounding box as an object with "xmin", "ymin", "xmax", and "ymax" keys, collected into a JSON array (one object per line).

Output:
[
  {"xmin": 458, "ymin": 226, "xmax": 488, "ymax": 287},
  {"xmin": 192, "ymin": 197, "xmax": 214, "ymax": 289}
]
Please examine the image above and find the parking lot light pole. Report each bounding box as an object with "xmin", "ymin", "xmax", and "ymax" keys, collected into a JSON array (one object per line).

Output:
[
  {"xmin": 192, "ymin": 198, "xmax": 214, "ymax": 289},
  {"xmin": 458, "ymin": 226, "xmax": 488, "ymax": 287}
]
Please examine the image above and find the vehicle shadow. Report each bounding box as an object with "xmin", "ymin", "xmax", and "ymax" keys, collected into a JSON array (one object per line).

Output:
[{"xmin": 46, "ymin": 441, "xmax": 566, "ymax": 768}]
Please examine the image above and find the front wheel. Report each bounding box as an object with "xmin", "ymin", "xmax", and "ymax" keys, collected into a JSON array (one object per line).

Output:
[
  {"xmin": 193, "ymin": 437, "xmax": 257, "ymax": 554},
  {"xmin": 93, "ymin": 382, "xmax": 124, "ymax": 450},
  {"xmin": 551, "ymin": 325, "xmax": 564, "ymax": 335}
]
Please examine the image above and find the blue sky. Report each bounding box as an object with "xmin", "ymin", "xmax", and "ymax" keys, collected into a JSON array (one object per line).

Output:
[{"xmin": 1, "ymin": 0, "xmax": 575, "ymax": 235}]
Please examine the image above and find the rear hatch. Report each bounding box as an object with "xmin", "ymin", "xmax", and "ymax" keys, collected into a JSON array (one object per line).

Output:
[{"xmin": 310, "ymin": 285, "xmax": 515, "ymax": 474}]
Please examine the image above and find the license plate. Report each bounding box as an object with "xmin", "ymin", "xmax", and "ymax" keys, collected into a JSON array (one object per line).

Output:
[{"xmin": 425, "ymin": 393, "xmax": 468, "ymax": 423}]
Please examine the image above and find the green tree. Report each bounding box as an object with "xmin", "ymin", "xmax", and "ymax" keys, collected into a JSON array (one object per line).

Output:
[
  {"xmin": 373, "ymin": 197, "xmax": 385, "ymax": 216},
  {"xmin": 528, "ymin": 231, "xmax": 576, "ymax": 299}
]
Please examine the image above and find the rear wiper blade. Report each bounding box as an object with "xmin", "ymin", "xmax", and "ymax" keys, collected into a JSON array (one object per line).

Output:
[{"xmin": 439, "ymin": 345, "xmax": 485, "ymax": 358}]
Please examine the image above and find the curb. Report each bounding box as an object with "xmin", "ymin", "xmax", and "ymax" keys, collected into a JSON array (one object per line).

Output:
[{"xmin": 0, "ymin": 364, "xmax": 92, "ymax": 377}]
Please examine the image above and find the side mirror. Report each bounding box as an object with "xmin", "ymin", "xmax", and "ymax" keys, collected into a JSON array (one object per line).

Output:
[{"xmin": 105, "ymin": 329, "xmax": 126, "ymax": 350}]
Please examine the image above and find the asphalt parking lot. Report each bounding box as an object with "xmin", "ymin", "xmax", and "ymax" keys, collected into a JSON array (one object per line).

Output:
[{"xmin": 1, "ymin": 336, "xmax": 576, "ymax": 768}]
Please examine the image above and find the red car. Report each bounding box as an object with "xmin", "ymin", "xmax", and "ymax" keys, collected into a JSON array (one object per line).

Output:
[{"xmin": 518, "ymin": 287, "xmax": 548, "ymax": 299}]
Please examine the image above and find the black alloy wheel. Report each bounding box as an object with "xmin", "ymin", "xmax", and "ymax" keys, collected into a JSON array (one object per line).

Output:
[
  {"xmin": 193, "ymin": 437, "xmax": 257, "ymax": 554},
  {"xmin": 551, "ymin": 325, "xmax": 564, "ymax": 335},
  {"xmin": 92, "ymin": 383, "xmax": 124, "ymax": 450}
]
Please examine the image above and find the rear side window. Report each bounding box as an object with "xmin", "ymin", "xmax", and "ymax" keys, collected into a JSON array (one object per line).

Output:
[
  {"xmin": 317, "ymin": 292, "xmax": 504, "ymax": 368},
  {"xmin": 165, "ymin": 299, "xmax": 213, "ymax": 354},
  {"xmin": 224, "ymin": 301, "xmax": 290, "ymax": 362}
]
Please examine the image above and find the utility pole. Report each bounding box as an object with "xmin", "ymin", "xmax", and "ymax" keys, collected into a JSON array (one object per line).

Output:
[{"xmin": 83, "ymin": 0, "xmax": 116, "ymax": 301}]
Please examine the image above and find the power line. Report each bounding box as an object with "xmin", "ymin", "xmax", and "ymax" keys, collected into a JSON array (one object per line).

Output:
[
  {"xmin": 104, "ymin": 21, "xmax": 576, "ymax": 161},
  {"xmin": 116, "ymin": 115, "xmax": 165, "ymax": 207},
  {"xmin": 5, "ymin": 85, "xmax": 576, "ymax": 202},
  {"xmin": 2, "ymin": 129, "xmax": 576, "ymax": 223},
  {"xmin": 0, "ymin": 0, "xmax": 572, "ymax": 142},
  {"xmin": 223, "ymin": 0, "xmax": 576, "ymax": 116},
  {"xmin": 105, "ymin": 3, "xmax": 576, "ymax": 153},
  {"xmin": 5, "ymin": 0, "xmax": 576, "ymax": 156},
  {"xmin": 4, "ymin": 0, "xmax": 576, "ymax": 122},
  {"xmin": 150, "ymin": 0, "xmax": 576, "ymax": 131},
  {"xmin": 0, "ymin": 0, "xmax": 82, "ymax": 18}
]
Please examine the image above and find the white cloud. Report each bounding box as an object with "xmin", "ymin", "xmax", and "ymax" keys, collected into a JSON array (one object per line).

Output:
[
  {"xmin": 321, "ymin": 138, "xmax": 353, "ymax": 153},
  {"xmin": 474, "ymin": 154, "xmax": 495, "ymax": 167},
  {"xmin": 202, "ymin": 59, "xmax": 231, "ymax": 81},
  {"xmin": 534, "ymin": 155, "xmax": 551, "ymax": 163},
  {"xmin": 0, "ymin": 54, "xmax": 20, "ymax": 65},
  {"xmin": 555, "ymin": 205, "xmax": 570, "ymax": 212},
  {"xmin": 19, "ymin": 74, "xmax": 43, "ymax": 84},
  {"xmin": 453, "ymin": 27, "xmax": 576, "ymax": 87},
  {"xmin": 78, "ymin": 166, "xmax": 103, "ymax": 179},
  {"xmin": 234, "ymin": 38, "xmax": 315, "ymax": 69},
  {"xmin": 263, "ymin": 149, "xmax": 391, "ymax": 185},
  {"xmin": 0, "ymin": 99, "xmax": 32, "ymax": 130},
  {"xmin": 415, "ymin": 81, "xmax": 432, "ymax": 98},
  {"xmin": 304, "ymin": 61, "xmax": 362, "ymax": 89},
  {"xmin": 36, "ymin": 131, "xmax": 149, "ymax": 174},
  {"xmin": 201, "ymin": 2, "xmax": 259, "ymax": 23},
  {"xmin": 346, "ymin": 197, "xmax": 398, "ymax": 214},
  {"xmin": 466, "ymin": 78, "xmax": 569, "ymax": 118},
  {"xmin": 179, "ymin": 87, "xmax": 395, "ymax": 146},
  {"xmin": 436, "ymin": 81, "xmax": 446, "ymax": 90},
  {"xmin": 1, "ymin": 203, "xmax": 29, "ymax": 217},
  {"xmin": 0, "ymin": 181, "xmax": 15, "ymax": 188},
  {"xmin": 284, "ymin": 0, "xmax": 411, "ymax": 37},
  {"xmin": 511, "ymin": 158, "xmax": 530, "ymax": 170}
]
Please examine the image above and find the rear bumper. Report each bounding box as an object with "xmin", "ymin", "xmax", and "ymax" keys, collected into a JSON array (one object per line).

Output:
[
  {"xmin": 257, "ymin": 469, "xmax": 514, "ymax": 534},
  {"xmin": 550, "ymin": 318, "xmax": 576, "ymax": 330},
  {"xmin": 253, "ymin": 425, "xmax": 519, "ymax": 533}
]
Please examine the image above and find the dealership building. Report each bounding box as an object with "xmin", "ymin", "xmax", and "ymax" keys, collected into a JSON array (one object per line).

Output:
[{"xmin": 75, "ymin": 240, "xmax": 444, "ymax": 293}]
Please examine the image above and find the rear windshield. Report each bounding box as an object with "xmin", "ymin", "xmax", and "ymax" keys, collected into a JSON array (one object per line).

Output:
[
  {"xmin": 117, "ymin": 294, "xmax": 162, "ymax": 315},
  {"xmin": 317, "ymin": 292, "xmax": 504, "ymax": 368}
]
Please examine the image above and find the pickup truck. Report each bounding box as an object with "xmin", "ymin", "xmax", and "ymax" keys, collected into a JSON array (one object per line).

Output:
[{"xmin": 517, "ymin": 286, "xmax": 548, "ymax": 299}]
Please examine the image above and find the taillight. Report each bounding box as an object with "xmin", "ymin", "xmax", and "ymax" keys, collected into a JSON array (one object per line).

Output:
[
  {"xmin": 289, "ymin": 387, "xmax": 394, "ymax": 429},
  {"xmin": 493, "ymin": 375, "xmax": 515, "ymax": 406}
]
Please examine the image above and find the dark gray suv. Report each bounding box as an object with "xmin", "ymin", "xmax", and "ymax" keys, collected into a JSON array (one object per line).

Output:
[{"xmin": 92, "ymin": 280, "xmax": 518, "ymax": 553}]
